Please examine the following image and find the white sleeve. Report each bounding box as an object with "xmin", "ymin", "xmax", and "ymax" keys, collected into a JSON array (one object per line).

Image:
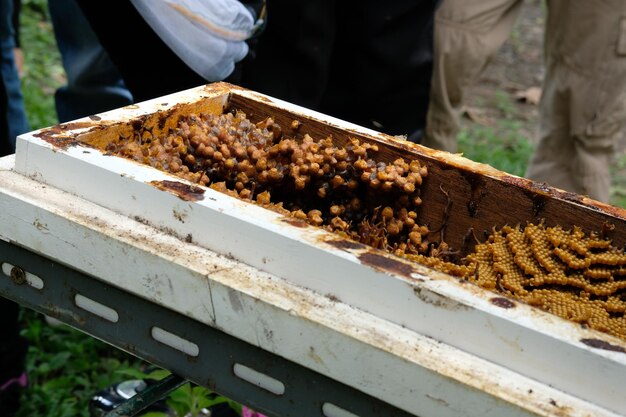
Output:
[{"xmin": 130, "ymin": 0, "xmax": 255, "ymax": 81}]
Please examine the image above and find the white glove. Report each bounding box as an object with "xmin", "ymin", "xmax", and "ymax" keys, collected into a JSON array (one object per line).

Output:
[{"xmin": 130, "ymin": 0, "xmax": 257, "ymax": 81}]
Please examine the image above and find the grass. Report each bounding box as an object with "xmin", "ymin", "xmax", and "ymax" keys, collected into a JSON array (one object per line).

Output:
[
  {"xmin": 19, "ymin": 0, "xmax": 63, "ymax": 130},
  {"xmin": 458, "ymin": 89, "xmax": 534, "ymax": 178},
  {"xmin": 458, "ymin": 120, "xmax": 534, "ymax": 178},
  {"xmin": 17, "ymin": 311, "xmax": 144, "ymax": 417},
  {"xmin": 610, "ymin": 153, "xmax": 626, "ymax": 208},
  {"xmin": 17, "ymin": 310, "xmax": 241, "ymax": 417}
]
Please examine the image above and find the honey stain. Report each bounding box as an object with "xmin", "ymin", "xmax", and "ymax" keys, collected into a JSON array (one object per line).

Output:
[
  {"xmin": 490, "ymin": 297, "xmax": 516, "ymax": 309},
  {"xmin": 149, "ymin": 180, "xmax": 205, "ymax": 202},
  {"xmin": 359, "ymin": 251, "xmax": 415, "ymax": 277},
  {"xmin": 327, "ymin": 239, "xmax": 365, "ymax": 251},
  {"xmin": 580, "ymin": 338, "xmax": 626, "ymax": 353}
]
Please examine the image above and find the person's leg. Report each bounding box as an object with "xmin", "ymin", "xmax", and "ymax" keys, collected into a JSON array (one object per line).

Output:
[
  {"xmin": 0, "ymin": 5, "xmax": 28, "ymax": 415},
  {"xmin": 317, "ymin": 0, "xmax": 438, "ymax": 140},
  {"xmin": 422, "ymin": 0, "xmax": 523, "ymax": 152},
  {"xmin": 243, "ymin": 0, "xmax": 437, "ymax": 139},
  {"xmin": 0, "ymin": 298, "xmax": 28, "ymax": 416},
  {"xmin": 76, "ymin": 1, "xmax": 206, "ymax": 103},
  {"xmin": 240, "ymin": 0, "xmax": 338, "ymax": 109},
  {"xmin": 526, "ymin": 0, "xmax": 626, "ymax": 202},
  {"xmin": 0, "ymin": 21, "xmax": 10, "ymax": 157},
  {"xmin": 0, "ymin": 45, "xmax": 28, "ymax": 146},
  {"xmin": 49, "ymin": 0, "xmax": 133, "ymax": 122},
  {"xmin": 0, "ymin": 0, "xmax": 28, "ymax": 152}
]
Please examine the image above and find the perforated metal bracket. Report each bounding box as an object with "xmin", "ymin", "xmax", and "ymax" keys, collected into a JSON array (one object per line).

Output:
[{"xmin": 0, "ymin": 240, "xmax": 416, "ymax": 417}]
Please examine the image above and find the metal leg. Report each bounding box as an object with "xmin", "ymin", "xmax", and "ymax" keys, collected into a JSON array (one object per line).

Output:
[
  {"xmin": 104, "ymin": 374, "xmax": 186, "ymax": 417},
  {"xmin": 0, "ymin": 240, "xmax": 415, "ymax": 417}
]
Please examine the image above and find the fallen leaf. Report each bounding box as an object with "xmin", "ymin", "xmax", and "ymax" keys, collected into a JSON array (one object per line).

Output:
[
  {"xmin": 514, "ymin": 86, "xmax": 542, "ymax": 105},
  {"xmin": 462, "ymin": 106, "xmax": 495, "ymax": 126}
]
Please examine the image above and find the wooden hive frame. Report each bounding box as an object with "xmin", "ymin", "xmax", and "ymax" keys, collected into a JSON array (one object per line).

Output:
[{"xmin": 8, "ymin": 82, "xmax": 626, "ymax": 416}]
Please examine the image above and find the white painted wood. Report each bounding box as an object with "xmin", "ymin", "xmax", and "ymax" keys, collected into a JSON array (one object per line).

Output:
[{"xmin": 0, "ymin": 158, "xmax": 621, "ymax": 416}]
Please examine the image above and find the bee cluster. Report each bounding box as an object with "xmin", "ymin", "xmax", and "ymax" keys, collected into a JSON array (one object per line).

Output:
[
  {"xmin": 107, "ymin": 111, "xmax": 432, "ymax": 255},
  {"xmin": 467, "ymin": 223, "xmax": 626, "ymax": 339}
]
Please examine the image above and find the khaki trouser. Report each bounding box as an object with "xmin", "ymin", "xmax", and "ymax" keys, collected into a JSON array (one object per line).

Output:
[
  {"xmin": 423, "ymin": 0, "xmax": 524, "ymax": 153},
  {"xmin": 424, "ymin": 0, "xmax": 626, "ymax": 202}
]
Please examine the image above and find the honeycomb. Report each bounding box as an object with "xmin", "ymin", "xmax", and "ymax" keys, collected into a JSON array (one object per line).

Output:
[{"xmin": 105, "ymin": 111, "xmax": 626, "ymax": 341}]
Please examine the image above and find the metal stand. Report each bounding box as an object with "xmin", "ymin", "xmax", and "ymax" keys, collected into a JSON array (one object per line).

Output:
[
  {"xmin": 0, "ymin": 240, "xmax": 414, "ymax": 417},
  {"xmin": 104, "ymin": 374, "xmax": 186, "ymax": 417}
]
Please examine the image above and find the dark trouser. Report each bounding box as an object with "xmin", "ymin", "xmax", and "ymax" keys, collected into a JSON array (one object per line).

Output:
[
  {"xmin": 0, "ymin": 297, "xmax": 27, "ymax": 415},
  {"xmin": 77, "ymin": 0, "xmax": 436, "ymax": 139},
  {"xmin": 0, "ymin": 74, "xmax": 27, "ymax": 401},
  {"xmin": 49, "ymin": 0, "xmax": 133, "ymax": 122},
  {"xmin": 0, "ymin": 298, "xmax": 26, "ymax": 382},
  {"xmin": 0, "ymin": 44, "xmax": 10, "ymax": 156},
  {"xmin": 0, "ymin": 2, "xmax": 28, "ymax": 409},
  {"xmin": 0, "ymin": 0, "xmax": 29, "ymax": 154},
  {"xmin": 76, "ymin": 1, "xmax": 206, "ymax": 103},
  {"xmin": 243, "ymin": 0, "xmax": 437, "ymax": 138}
]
